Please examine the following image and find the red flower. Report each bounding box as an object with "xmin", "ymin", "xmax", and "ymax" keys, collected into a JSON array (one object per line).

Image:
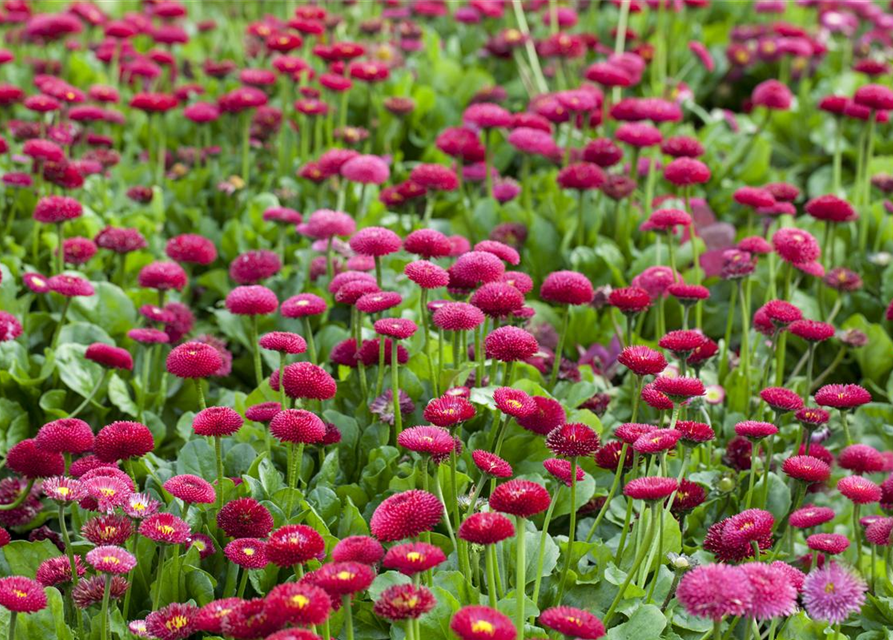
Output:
[
  {"xmin": 659, "ymin": 330, "xmax": 707, "ymax": 357},
  {"xmin": 493, "ymin": 387, "xmax": 537, "ymax": 418},
  {"xmin": 624, "ymin": 476, "xmax": 677, "ymax": 501},
  {"xmin": 313, "ymin": 561, "xmax": 376, "ymax": 596},
  {"xmin": 838, "ymin": 476, "xmax": 882, "ymax": 504},
  {"xmin": 371, "ymin": 490, "xmax": 443, "ymax": 542},
  {"xmin": 734, "ymin": 421, "xmax": 778, "ymax": 440},
  {"xmin": 763, "ymin": 300, "xmax": 802, "ymax": 326},
  {"xmin": 815, "ymin": 384, "xmax": 871, "ymax": 410},
  {"xmin": 838, "ymin": 444, "xmax": 885, "ymax": 474},
  {"xmin": 424, "ymin": 396, "xmax": 475, "ymax": 427},
  {"xmin": 752, "ymin": 79, "xmax": 792, "ymax": 109},
  {"xmin": 617, "ymin": 346, "xmax": 666, "ymax": 376},
  {"xmin": 609, "ymin": 286, "xmax": 651, "ymax": 314},
  {"xmin": 36, "ymin": 556, "xmax": 85, "ymax": 587},
  {"xmin": 789, "ymin": 319, "xmax": 835, "ymax": 343},
  {"xmin": 229, "ymin": 250, "xmax": 282, "ymax": 284},
  {"xmin": 0, "ymin": 576, "xmax": 47, "ymax": 613},
  {"xmin": 373, "ymin": 318, "xmax": 418, "ymax": 340},
  {"xmin": 332, "ymin": 536, "xmax": 385, "ymax": 565},
  {"xmin": 224, "ymin": 538, "xmax": 267, "ymax": 569},
  {"xmin": 83, "ymin": 343, "xmax": 132, "ymax": 370},
  {"xmin": 409, "ymin": 163, "xmax": 459, "ymax": 191},
  {"xmin": 33, "ymin": 195, "xmax": 82, "ymax": 224},
  {"xmin": 397, "ymin": 426, "xmax": 455, "ymax": 457},
  {"xmin": 404, "ymin": 229, "xmax": 452, "ymax": 259},
  {"xmin": 471, "ymin": 450, "xmax": 512, "ymax": 478},
  {"xmin": 783, "ymin": 456, "xmax": 831, "ymax": 483},
  {"xmin": 225, "ymin": 285, "xmax": 278, "ymax": 315},
  {"xmin": 373, "ymin": 584, "xmax": 436, "ymax": 621},
  {"xmin": 723, "ymin": 509, "xmax": 775, "ymax": 548},
  {"xmin": 539, "ymin": 606, "xmax": 605, "ymax": 639},
  {"xmin": 266, "ymin": 524, "xmax": 326, "ymax": 567},
  {"xmin": 138, "ymin": 261, "xmax": 188, "ymax": 291},
  {"xmin": 450, "ymin": 605, "xmax": 516, "ymax": 640},
  {"xmin": 81, "ymin": 514, "xmax": 133, "ymax": 546},
  {"xmin": 166, "ymin": 342, "xmax": 224, "ymax": 378},
  {"xmin": 546, "ymin": 423, "xmax": 599, "ymax": 457},
  {"xmin": 217, "ymin": 498, "xmax": 274, "ymax": 539},
  {"xmin": 642, "ymin": 208, "xmax": 693, "ymax": 233},
  {"xmin": 220, "ymin": 598, "xmax": 283, "ymax": 640},
  {"xmin": 194, "ymin": 599, "xmax": 245, "ymax": 635},
  {"xmin": 94, "ymin": 421, "xmax": 154, "ymax": 462},
  {"xmin": 556, "ymin": 162, "xmax": 605, "ymax": 191},
  {"xmin": 543, "ymin": 458, "xmax": 586, "ymax": 487},
  {"xmin": 761, "ymin": 387, "xmax": 804, "ymax": 413},
  {"xmin": 451, "ymin": 251, "xmax": 506, "ymax": 287},
  {"xmin": 485, "ymin": 326, "xmax": 538, "ymax": 362},
  {"xmin": 807, "ymin": 533, "xmax": 850, "ymax": 555},
  {"xmin": 356, "ymin": 292, "xmax": 403, "ymax": 315},
  {"xmin": 772, "ymin": 228, "xmax": 820, "ymax": 265},
  {"xmin": 540, "ymin": 270, "xmax": 595, "ymax": 306},
  {"xmin": 675, "ymin": 421, "xmax": 715, "ymax": 444},
  {"xmin": 515, "ymin": 396, "xmax": 566, "ymax": 435},
  {"xmin": 282, "ymin": 294, "xmax": 327, "ymax": 318},
  {"xmin": 270, "ymin": 409, "xmax": 326, "ymax": 445},
  {"xmin": 796, "ymin": 407, "xmax": 830, "ymax": 427},
  {"xmin": 279, "ymin": 362, "xmax": 338, "ymax": 400},
  {"xmin": 652, "ymin": 375, "xmax": 705, "ymax": 401},
  {"xmin": 35, "ymin": 418, "xmax": 94, "ymax": 454},
  {"xmin": 595, "ymin": 441, "xmax": 634, "ymax": 470},
  {"xmin": 670, "ymin": 479, "xmax": 706, "ymax": 514},
  {"xmin": 865, "ymin": 518, "xmax": 893, "ymax": 546},
  {"xmin": 349, "ymin": 227, "xmax": 402, "ymax": 256},
  {"xmin": 139, "ymin": 513, "xmax": 190, "ymax": 545},
  {"xmin": 458, "ymin": 512, "xmax": 515, "ymax": 545},
  {"xmin": 193, "ymin": 407, "xmax": 244, "ymax": 437},
  {"xmin": 805, "ymin": 195, "xmax": 857, "ymax": 223},
  {"xmin": 790, "ymin": 505, "xmax": 835, "ymax": 529},
  {"xmin": 489, "ymin": 479, "xmax": 550, "ymax": 517},
  {"xmin": 383, "ymin": 542, "xmax": 446, "ymax": 575},
  {"xmin": 433, "ymin": 302, "xmax": 486, "ymax": 331},
  {"xmin": 163, "ymin": 475, "xmax": 216, "ymax": 505},
  {"xmin": 48, "ymin": 274, "xmax": 94, "ymax": 297},
  {"xmin": 266, "ymin": 582, "xmax": 331, "ymax": 626},
  {"xmin": 471, "ymin": 282, "xmax": 525, "ymax": 318}
]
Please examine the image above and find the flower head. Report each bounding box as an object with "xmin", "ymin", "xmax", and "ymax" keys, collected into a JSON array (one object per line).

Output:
[
  {"xmin": 374, "ymin": 584, "xmax": 436, "ymax": 621},
  {"xmin": 94, "ymin": 421, "xmax": 154, "ymax": 462},
  {"xmin": 217, "ymin": 498, "xmax": 274, "ymax": 539},
  {"xmin": 618, "ymin": 345, "xmax": 667, "ymax": 376},
  {"xmin": 266, "ymin": 524, "xmax": 325, "ymax": 567},
  {"xmin": 163, "ymin": 475, "xmax": 216, "ymax": 505},
  {"xmin": 676, "ymin": 564, "xmax": 751, "ymax": 620},
  {"xmin": 86, "ymin": 545, "xmax": 136, "ymax": 574},
  {"xmin": 332, "ymin": 536, "xmax": 385, "ymax": 565},
  {"xmin": 450, "ymin": 606, "xmax": 516, "ymax": 640},
  {"xmin": 0, "ymin": 576, "xmax": 47, "ymax": 613},
  {"xmin": 36, "ymin": 418, "xmax": 94, "ymax": 455},
  {"xmin": 371, "ymin": 490, "xmax": 443, "ymax": 542},
  {"xmin": 489, "ymin": 479, "xmax": 550, "ymax": 517},
  {"xmin": 802, "ymin": 563, "xmax": 866, "ymax": 624},
  {"xmin": 266, "ymin": 582, "xmax": 331, "ymax": 626},
  {"xmin": 145, "ymin": 602, "xmax": 197, "ymax": 640},
  {"xmin": 740, "ymin": 563, "xmax": 798, "ymax": 620},
  {"xmin": 539, "ymin": 606, "xmax": 605, "ymax": 639},
  {"xmin": 166, "ymin": 342, "xmax": 224, "ymax": 378},
  {"xmin": 383, "ymin": 542, "xmax": 446, "ymax": 575},
  {"xmin": 139, "ymin": 513, "xmax": 190, "ymax": 545},
  {"xmin": 193, "ymin": 407, "xmax": 244, "ymax": 437}
]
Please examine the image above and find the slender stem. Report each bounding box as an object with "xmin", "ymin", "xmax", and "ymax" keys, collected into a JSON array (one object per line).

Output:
[
  {"xmin": 646, "ymin": 501, "xmax": 665, "ymax": 602},
  {"xmin": 58, "ymin": 503, "xmax": 79, "ymax": 588},
  {"xmin": 138, "ymin": 347, "xmax": 152, "ymax": 422},
  {"xmin": 514, "ymin": 515, "xmax": 527, "ymax": 637},
  {"xmin": 236, "ymin": 567, "xmax": 250, "ymax": 598},
  {"xmin": 760, "ymin": 439, "xmax": 773, "ymax": 509},
  {"xmin": 576, "ymin": 192, "xmax": 586, "ymax": 247},
  {"xmin": 55, "ymin": 222, "xmax": 64, "ymax": 275},
  {"xmin": 556, "ymin": 458, "xmax": 578, "ymax": 602},
  {"xmin": 215, "ymin": 436, "xmax": 225, "ymax": 513},
  {"xmin": 241, "ymin": 112, "xmax": 251, "ymax": 183},
  {"xmin": 50, "ymin": 297, "xmax": 72, "ymax": 350},
  {"xmin": 549, "ymin": 305, "xmax": 570, "ymax": 388},
  {"xmin": 342, "ymin": 595, "xmax": 354, "ymax": 640},
  {"xmin": 432, "ymin": 469, "xmax": 458, "ymax": 551},
  {"xmin": 531, "ymin": 489, "xmax": 561, "ymax": 617},
  {"xmin": 587, "ymin": 443, "xmax": 629, "ymax": 542},
  {"xmin": 250, "ymin": 315, "xmax": 263, "ymax": 388},
  {"xmin": 391, "ymin": 337, "xmax": 403, "ymax": 443},
  {"xmin": 853, "ymin": 503, "xmax": 863, "ymax": 574},
  {"xmin": 303, "ymin": 317, "xmax": 318, "ymax": 365},
  {"xmin": 486, "ymin": 544, "xmax": 498, "ymax": 609},
  {"xmin": 194, "ymin": 378, "xmax": 206, "ymax": 410},
  {"xmin": 745, "ymin": 440, "xmax": 759, "ymax": 509},
  {"xmin": 604, "ymin": 502, "xmax": 658, "ymax": 625},
  {"xmin": 68, "ymin": 369, "xmax": 109, "ymax": 419},
  {"xmin": 7, "ymin": 612, "xmax": 15, "ymax": 640}
]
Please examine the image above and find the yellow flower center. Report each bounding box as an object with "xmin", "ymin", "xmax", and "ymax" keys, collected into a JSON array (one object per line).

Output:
[
  {"xmin": 292, "ymin": 594, "xmax": 310, "ymax": 608},
  {"xmin": 472, "ymin": 620, "xmax": 495, "ymax": 635}
]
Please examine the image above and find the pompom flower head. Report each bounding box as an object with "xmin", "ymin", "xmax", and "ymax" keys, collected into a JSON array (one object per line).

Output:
[
  {"xmin": 802, "ymin": 563, "xmax": 866, "ymax": 624},
  {"xmin": 371, "ymin": 490, "xmax": 443, "ymax": 542}
]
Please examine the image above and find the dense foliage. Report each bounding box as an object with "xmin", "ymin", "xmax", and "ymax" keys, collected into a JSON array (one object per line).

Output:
[{"xmin": 1, "ymin": 2, "xmax": 893, "ymax": 640}]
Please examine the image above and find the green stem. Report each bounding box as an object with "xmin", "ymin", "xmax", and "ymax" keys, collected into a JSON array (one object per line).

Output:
[
  {"xmin": 215, "ymin": 436, "xmax": 225, "ymax": 513},
  {"xmin": 745, "ymin": 441, "xmax": 759, "ymax": 509},
  {"xmin": 530, "ymin": 489, "xmax": 561, "ymax": 618},
  {"xmin": 303, "ymin": 317, "xmax": 318, "ymax": 365},
  {"xmin": 549, "ymin": 306, "xmax": 570, "ymax": 388},
  {"xmin": 514, "ymin": 515, "xmax": 527, "ymax": 637},
  {"xmin": 237, "ymin": 567, "xmax": 250, "ymax": 598},
  {"xmin": 50, "ymin": 297, "xmax": 72, "ymax": 350},
  {"xmin": 68, "ymin": 369, "xmax": 109, "ymax": 419},
  {"xmin": 391, "ymin": 337, "xmax": 402, "ymax": 443},
  {"xmin": 194, "ymin": 378, "xmax": 207, "ymax": 410},
  {"xmin": 420, "ymin": 289, "xmax": 436, "ymax": 396},
  {"xmin": 6, "ymin": 612, "xmax": 14, "ymax": 640},
  {"xmin": 604, "ymin": 502, "xmax": 658, "ymax": 625},
  {"xmin": 586, "ymin": 444, "xmax": 629, "ymax": 543},
  {"xmin": 556, "ymin": 458, "xmax": 578, "ymax": 602},
  {"xmin": 55, "ymin": 222, "xmax": 64, "ymax": 275},
  {"xmin": 241, "ymin": 111, "xmax": 251, "ymax": 184},
  {"xmin": 250, "ymin": 315, "xmax": 263, "ymax": 388},
  {"xmin": 854, "ymin": 504, "xmax": 863, "ymax": 574},
  {"xmin": 342, "ymin": 595, "xmax": 354, "ymax": 640},
  {"xmin": 486, "ymin": 544, "xmax": 498, "ymax": 609}
]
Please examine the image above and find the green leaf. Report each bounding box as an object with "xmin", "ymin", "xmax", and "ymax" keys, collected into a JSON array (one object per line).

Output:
[
  {"xmin": 55, "ymin": 343, "xmax": 103, "ymax": 398},
  {"xmin": 177, "ymin": 439, "xmax": 218, "ymax": 479},
  {"xmin": 108, "ymin": 373, "xmax": 139, "ymax": 417},
  {"xmin": 0, "ymin": 540, "xmax": 60, "ymax": 576},
  {"xmin": 606, "ymin": 604, "xmax": 667, "ymax": 640}
]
